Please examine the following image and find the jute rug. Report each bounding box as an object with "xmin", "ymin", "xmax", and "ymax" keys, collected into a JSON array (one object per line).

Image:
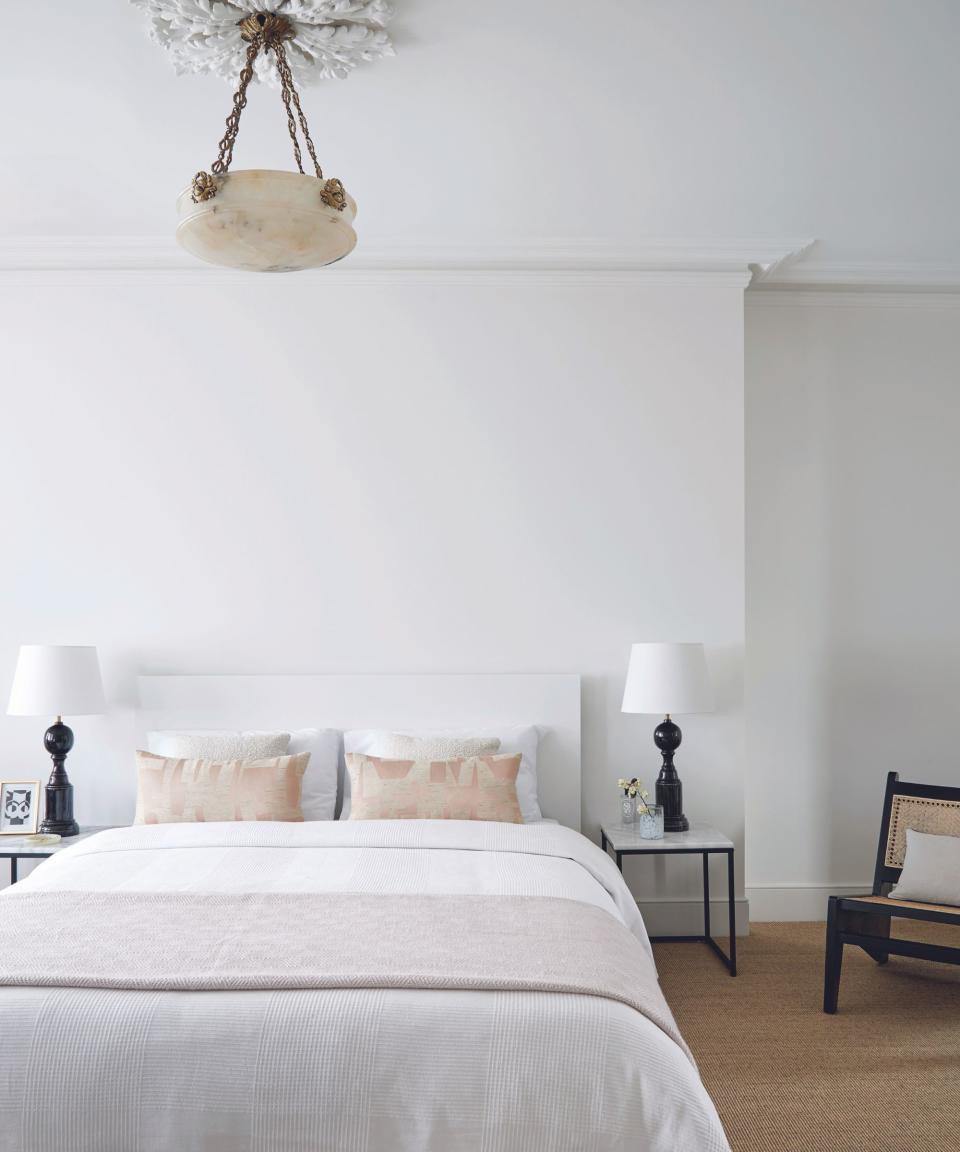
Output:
[{"xmin": 655, "ymin": 921, "xmax": 960, "ymax": 1152}]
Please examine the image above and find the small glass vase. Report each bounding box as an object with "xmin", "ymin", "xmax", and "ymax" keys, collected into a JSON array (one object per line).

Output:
[
  {"xmin": 636, "ymin": 804, "xmax": 664, "ymax": 840},
  {"xmin": 620, "ymin": 795, "xmax": 637, "ymax": 825}
]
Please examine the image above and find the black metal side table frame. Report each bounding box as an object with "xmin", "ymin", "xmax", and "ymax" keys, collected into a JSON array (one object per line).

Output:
[
  {"xmin": 0, "ymin": 827, "xmax": 112, "ymax": 885},
  {"xmin": 0, "ymin": 848, "xmax": 53, "ymax": 885},
  {"xmin": 601, "ymin": 830, "xmax": 737, "ymax": 976}
]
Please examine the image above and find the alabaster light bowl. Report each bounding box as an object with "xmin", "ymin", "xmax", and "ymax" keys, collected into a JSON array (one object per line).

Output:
[{"xmin": 176, "ymin": 169, "xmax": 357, "ymax": 272}]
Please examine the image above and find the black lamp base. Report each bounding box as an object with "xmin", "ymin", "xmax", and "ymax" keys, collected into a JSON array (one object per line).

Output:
[
  {"xmin": 39, "ymin": 811, "xmax": 80, "ymax": 839},
  {"xmin": 39, "ymin": 720, "xmax": 80, "ymax": 838},
  {"xmin": 653, "ymin": 716, "xmax": 690, "ymax": 833}
]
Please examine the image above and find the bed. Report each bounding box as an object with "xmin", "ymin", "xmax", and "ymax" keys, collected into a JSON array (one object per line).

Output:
[{"xmin": 0, "ymin": 675, "xmax": 729, "ymax": 1152}]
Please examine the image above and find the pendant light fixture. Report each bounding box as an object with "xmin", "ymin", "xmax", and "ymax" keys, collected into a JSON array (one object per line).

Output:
[{"xmin": 176, "ymin": 11, "xmax": 356, "ymax": 272}]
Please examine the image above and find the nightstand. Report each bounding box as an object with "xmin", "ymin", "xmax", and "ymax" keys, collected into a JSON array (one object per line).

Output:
[
  {"xmin": 600, "ymin": 820, "xmax": 737, "ymax": 976},
  {"xmin": 0, "ymin": 826, "xmax": 115, "ymax": 884}
]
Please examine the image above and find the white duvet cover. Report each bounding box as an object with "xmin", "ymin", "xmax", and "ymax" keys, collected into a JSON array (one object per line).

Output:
[{"xmin": 0, "ymin": 821, "xmax": 729, "ymax": 1152}]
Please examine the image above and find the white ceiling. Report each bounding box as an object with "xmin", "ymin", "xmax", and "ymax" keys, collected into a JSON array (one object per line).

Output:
[{"xmin": 3, "ymin": 1, "xmax": 958, "ymax": 273}]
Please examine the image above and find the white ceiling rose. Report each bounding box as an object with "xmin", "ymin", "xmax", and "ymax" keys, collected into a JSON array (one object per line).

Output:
[{"xmin": 130, "ymin": 0, "xmax": 395, "ymax": 84}]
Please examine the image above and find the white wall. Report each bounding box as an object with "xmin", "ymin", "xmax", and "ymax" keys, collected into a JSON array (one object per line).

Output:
[
  {"xmin": 0, "ymin": 277, "xmax": 745, "ymax": 915},
  {"xmin": 745, "ymin": 293, "xmax": 960, "ymax": 918}
]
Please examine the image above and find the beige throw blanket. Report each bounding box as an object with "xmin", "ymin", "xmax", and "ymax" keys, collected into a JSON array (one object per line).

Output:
[{"xmin": 0, "ymin": 890, "xmax": 690, "ymax": 1061}]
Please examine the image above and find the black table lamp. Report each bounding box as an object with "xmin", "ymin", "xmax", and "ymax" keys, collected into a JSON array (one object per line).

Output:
[
  {"xmin": 7, "ymin": 645, "xmax": 105, "ymax": 837},
  {"xmin": 621, "ymin": 642, "xmax": 713, "ymax": 832}
]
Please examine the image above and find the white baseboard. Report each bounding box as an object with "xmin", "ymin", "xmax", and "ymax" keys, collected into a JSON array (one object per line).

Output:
[
  {"xmin": 637, "ymin": 898, "xmax": 750, "ymax": 938},
  {"xmin": 746, "ymin": 883, "xmax": 873, "ymax": 922}
]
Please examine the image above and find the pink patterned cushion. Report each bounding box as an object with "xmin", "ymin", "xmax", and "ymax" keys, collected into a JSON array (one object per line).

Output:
[
  {"xmin": 134, "ymin": 750, "xmax": 308, "ymax": 824},
  {"xmin": 346, "ymin": 753, "xmax": 523, "ymax": 823}
]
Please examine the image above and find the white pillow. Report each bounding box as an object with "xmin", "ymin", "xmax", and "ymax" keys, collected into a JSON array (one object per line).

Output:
[
  {"xmin": 889, "ymin": 828, "xmax": 960, "ymax": 906},
  {"xmin": 285, "ymin": 729, "xmax": 341, "ymax": 821},
  {"xmin": 341, "ymin": 726, "xmax": 541, "ymax": 823},
  {"xmin": 148, "ymin": 730, "xmax": 290, "ymax": 762},
  {"xmin": 379, "ymin": 733, "xmax": 501, "ymax": 760},
  {"xmin": 147, "ymin": 729, "xmax": 340, "ymax": 821}
]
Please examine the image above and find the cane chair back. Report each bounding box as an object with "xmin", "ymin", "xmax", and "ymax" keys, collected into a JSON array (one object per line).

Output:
[{"xmin": 873, "ymin": 771, "xmax": 960, "ymax": 895}]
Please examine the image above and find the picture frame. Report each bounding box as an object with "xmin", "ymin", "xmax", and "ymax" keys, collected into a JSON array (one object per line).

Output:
[{"xmin": 0, "ymin": 780, "xmax": 42, "ymax": 836}]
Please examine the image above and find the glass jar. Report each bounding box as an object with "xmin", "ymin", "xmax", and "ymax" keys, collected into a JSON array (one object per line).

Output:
[
  {"xmin": 620, "ymin": 794, "xmax": 637, "ymax": 825},
  {"xmin": 636, "ymin": 804, "xmax": 664, "ymax": 840}
]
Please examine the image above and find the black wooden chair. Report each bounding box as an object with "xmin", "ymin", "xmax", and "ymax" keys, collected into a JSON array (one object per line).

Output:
[{"xmin": 823, "ymin": 770, "xmax": 960, "ymax": 1013}]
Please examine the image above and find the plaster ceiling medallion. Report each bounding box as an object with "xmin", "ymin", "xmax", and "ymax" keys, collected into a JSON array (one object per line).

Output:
[
  {"xmin": 133, "ymin": 4, "xmax": 395, "ymax": 273},
  {"xmin": 132, "ymin": 0, "xmax": 395, "ymax": 85}
]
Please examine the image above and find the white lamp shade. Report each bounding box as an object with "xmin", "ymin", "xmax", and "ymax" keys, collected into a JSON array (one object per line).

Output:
[
  {"xmin": 7, "ymin": 646, "xmax": 105, "ymax": 718},
  {"xmin": 621, "ymin": 642, "xmax": 713, "ymax": 715}
]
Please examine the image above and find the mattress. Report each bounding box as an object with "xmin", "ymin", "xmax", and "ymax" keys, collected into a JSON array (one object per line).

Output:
[{"xmin": 0, "ymin": 820, "xmax": 730, "ymax": 1152}]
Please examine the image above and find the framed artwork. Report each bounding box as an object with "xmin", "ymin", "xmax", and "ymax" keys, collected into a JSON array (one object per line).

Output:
[{"xmin": 0, "ymin": 780, "xmax": 41, "ymax": 835}]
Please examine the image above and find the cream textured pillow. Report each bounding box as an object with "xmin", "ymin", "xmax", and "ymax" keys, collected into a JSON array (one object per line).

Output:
[
  {"xmin": 379, "ymin": 733, "xmax": 501, "ymax": 760},
  {"xmin": 888, "ymin": 828, "xmax": 960, "ymax": 906},
  {"xmin": 346, "ymin": 753, "xmax": 523, "ymax": 823},
  {"xmin": 147, "ymin": 730, "xmax": 291, "ymax": 762},
  {"xmin": 134, "ymin": 750, "xmax": 308, "ymax": 825}
]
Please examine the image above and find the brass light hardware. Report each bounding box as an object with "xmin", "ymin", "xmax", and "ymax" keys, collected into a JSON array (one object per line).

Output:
[
  {"xmin": 176, "ymin": 8, "xmax": 357, "ymax": 272},
  {"xmin": 190, "ymin": 11, "xmax": 342, "ymax": 208}
]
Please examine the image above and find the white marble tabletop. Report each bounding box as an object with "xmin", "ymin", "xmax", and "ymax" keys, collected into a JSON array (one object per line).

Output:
[
  {"xmin": 0, "ymin": 826, "xmax": 116, "ymax": 857},
  {"xmin": 601, "ymin": 820, "xmax": 733, "ymax": 852}
]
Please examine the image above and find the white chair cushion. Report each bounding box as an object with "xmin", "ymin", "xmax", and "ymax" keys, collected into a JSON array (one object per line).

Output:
[{"xmin": 888, "ymin": 827, "xmax": 960, "ymax": 906}]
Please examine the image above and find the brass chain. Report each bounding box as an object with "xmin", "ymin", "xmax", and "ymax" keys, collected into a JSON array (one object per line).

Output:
[
  {"xmin": 273, "ymin": 41, "xmax": 323, "ymax": 180},
  {"xmin": 278, "ymin": 53, "xmax": 304, "ymax": 173},
  {"xmin": 212, "ymin": 36, "xmax": 261, "ymax": 175},
  {"xmin": 190, "ymin": 13, "xmax": 344, "ymax": 211}
]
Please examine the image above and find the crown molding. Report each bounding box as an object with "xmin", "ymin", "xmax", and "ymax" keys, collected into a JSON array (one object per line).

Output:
[
  {"xmin": 748, "ymin": 289, "xmax": 960, "ymax": 310},
  {"xmin": 6, "ymin": 238, "xmax": 959, "ymax": 296},
  {"xmin": 752, "ymin": 259, "xmax": 960, "ymax": 293},
  {"xmin": 0, "ymin": 236, "xmax": 813, "ymax": 289}
]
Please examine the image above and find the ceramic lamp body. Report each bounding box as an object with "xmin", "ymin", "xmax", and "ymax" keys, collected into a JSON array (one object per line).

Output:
[{"xmin": 176, "ymin": 170, "xmax": 357, "ymax": 272}]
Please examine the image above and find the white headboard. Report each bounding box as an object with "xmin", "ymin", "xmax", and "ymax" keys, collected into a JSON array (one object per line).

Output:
[{"xmin": 137, "ymin": 674, "xmax": 582, "ymax": 830}]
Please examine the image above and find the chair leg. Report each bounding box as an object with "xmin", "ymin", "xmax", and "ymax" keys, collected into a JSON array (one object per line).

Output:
[
  {"xmin": 844, "ymin": 908, "xmax": 892, "ymax": 965},
  {"xmin": 824, "ymin": 896, "xmax": 844, "ymax": 1014},
  {"xmin": 868, "ymin": 933, "xmax": 890, "ymax": 965},
  {"xmin": 868, "ymin": 916, "xmax": 890, "ymax": 965}
]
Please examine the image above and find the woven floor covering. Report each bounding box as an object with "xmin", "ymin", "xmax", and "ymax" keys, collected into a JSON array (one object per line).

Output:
[{"xmin": 655, "ymin": 921, "xmax": 960, "ymax": 1152}]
